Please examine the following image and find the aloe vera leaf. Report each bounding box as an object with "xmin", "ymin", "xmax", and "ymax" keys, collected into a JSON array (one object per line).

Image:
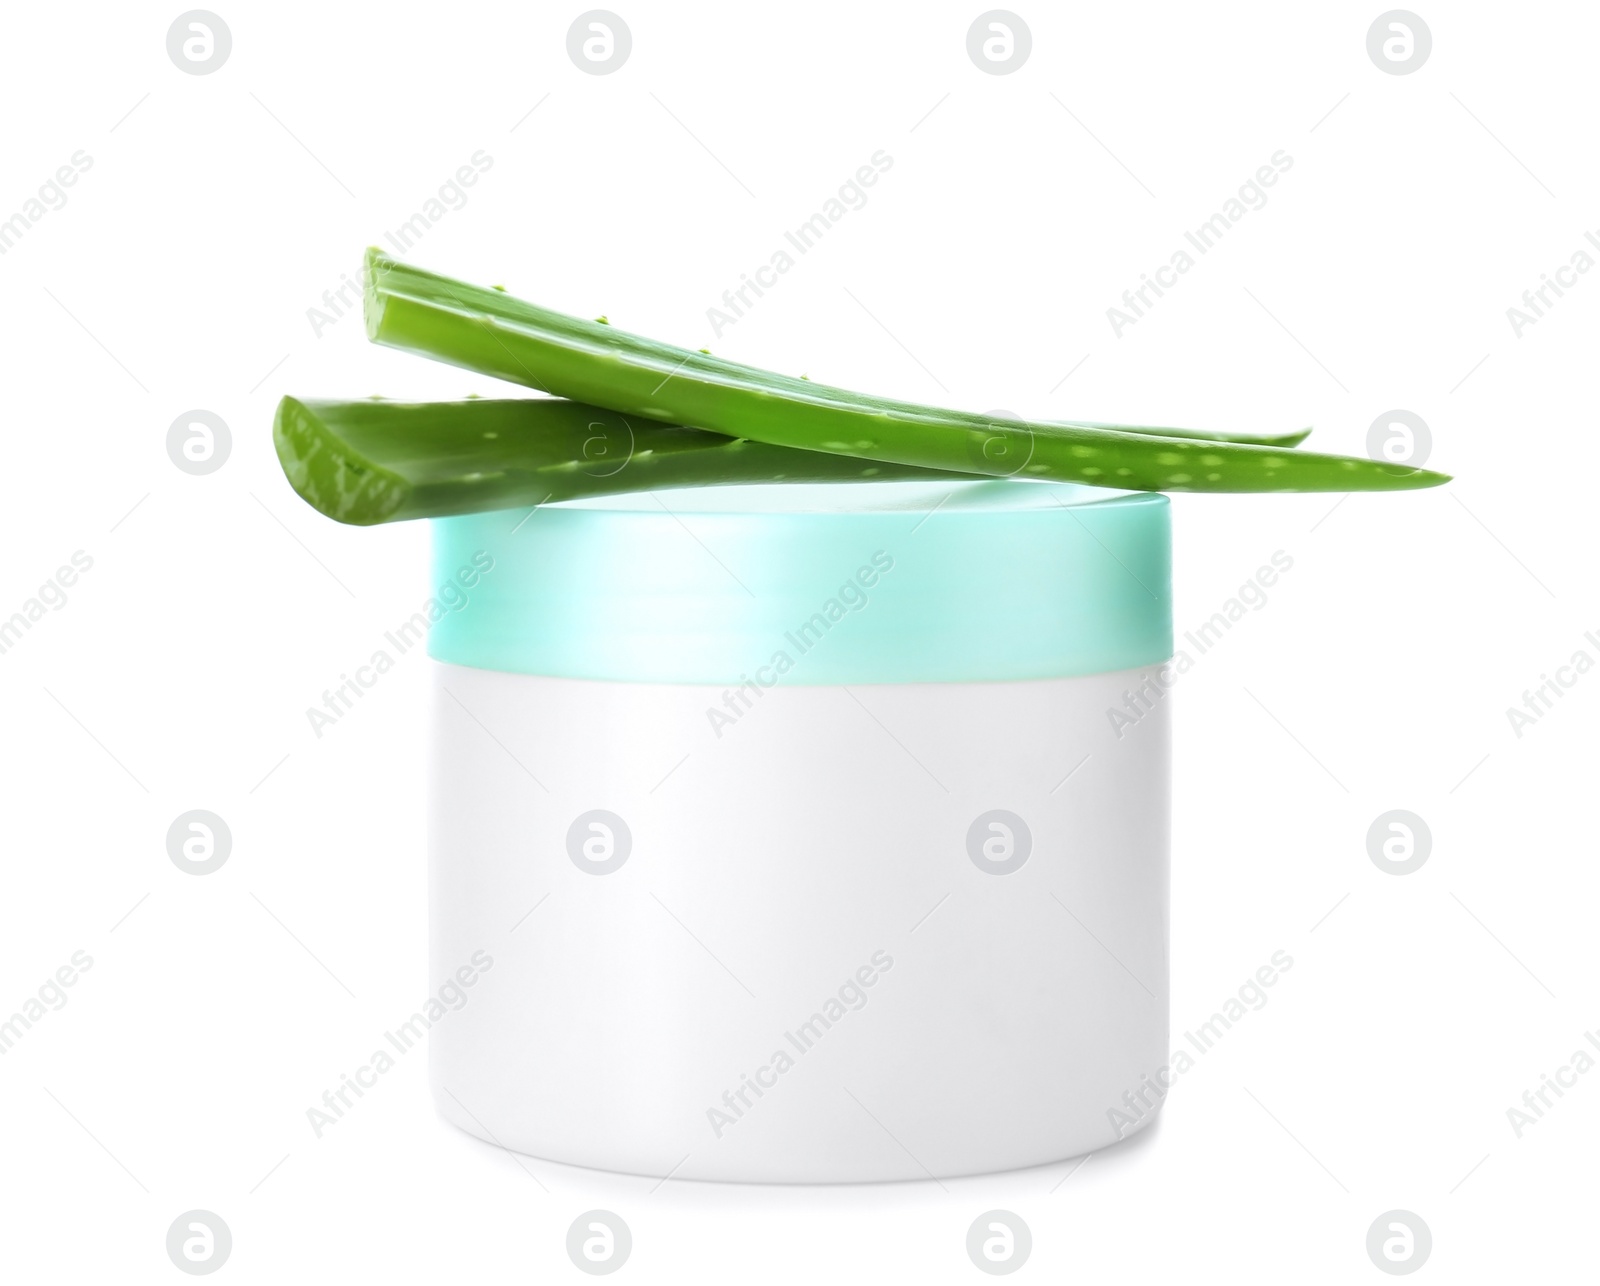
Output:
[
  {"xmin": 361, "ymin": 250, "xmax": 1447, "ymax": 494},
  {"xmin": 272, "ymin": 396, "xmax": 964, "ymax": 525}
]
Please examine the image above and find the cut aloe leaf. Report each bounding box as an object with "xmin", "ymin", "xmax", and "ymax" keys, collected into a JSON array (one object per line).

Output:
[
  {"xmin": 361, "ymin": 249, "xmax": 1448, "ymax": 494},
  {"xmin": 272, "ymin": 396, "xmax": 963, "ymax": 525}
]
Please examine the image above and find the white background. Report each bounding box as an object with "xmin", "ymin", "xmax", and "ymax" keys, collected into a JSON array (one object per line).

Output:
[{"xmin": 1, "ymin": 0, "xmax": 1595, "ymax": 1280}]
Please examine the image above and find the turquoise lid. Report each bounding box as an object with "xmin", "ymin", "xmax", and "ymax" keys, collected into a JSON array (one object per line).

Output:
[{"xmin": 429, "ymin": 480, "xmax": 1171, "ymax": 685}]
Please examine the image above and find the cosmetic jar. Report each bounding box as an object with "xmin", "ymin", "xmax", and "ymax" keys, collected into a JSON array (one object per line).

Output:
[{"xmin": 427, "ymin": 479, "xmax": 1171, "ymax": 1181}]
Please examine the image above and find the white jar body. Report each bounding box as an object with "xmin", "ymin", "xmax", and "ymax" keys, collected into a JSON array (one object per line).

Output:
[{"xmin": 428, "ymin": 659, "xmax": 1170, "ymax": 1182}]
